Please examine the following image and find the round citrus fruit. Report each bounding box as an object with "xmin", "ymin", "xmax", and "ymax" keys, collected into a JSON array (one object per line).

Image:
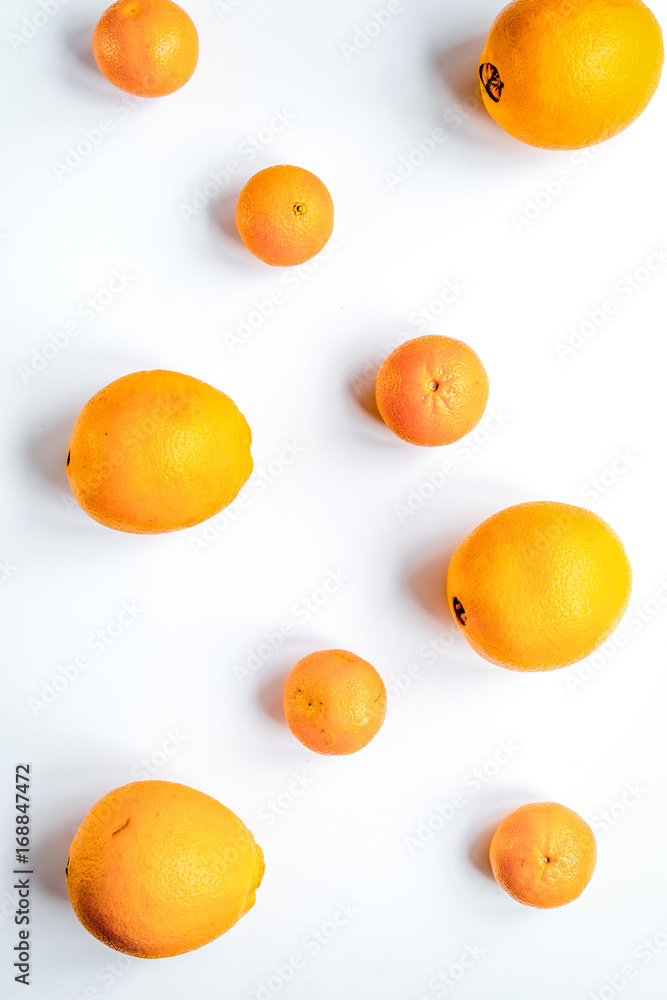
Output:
[
  {"xmin": 283, "ymin": 649, "xmax": 387, "ymax": 755},
  {"xmin": 479, "ymin": 0, "xmax": 664, "ymax": 149},
  {"xmin": 375, "ymin": 336, "xmax": 489, "ymax": 446},
  {"xmin": 489, "ymin": 802, "xmax": 596, "ymax": 907},
  {"xmin": 66, "ymin": 370, "xmax": 252, "ymax": 534},
  {"xmin": 446, "ymin": 501, "xmax": 632, "ymax": 670},
  {"xmin": 235, "ymin": 165, "xmax": 334, "ymax": 266},
  {"xmin": 92, "ymin": 0, "xmax": 199, "ymax": 98},
  {"xmin": 66, "ymin": 780, "xmax": 264, "ymax": 958}
]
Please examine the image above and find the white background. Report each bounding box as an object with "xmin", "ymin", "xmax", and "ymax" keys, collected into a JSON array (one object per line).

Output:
[{"xmin": 2, "ymin": 0, "xmax": 667, "ymax": 997}]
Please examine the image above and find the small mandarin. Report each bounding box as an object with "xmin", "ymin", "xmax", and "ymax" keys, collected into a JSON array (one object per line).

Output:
[
  {"xmin": 92, "ymin": 0, "xmax": 199, "ymax": 98},
  {"xmin": 375, "ymin": 336, "xmax": 489, "ymax": 446},
  {"xmin": 489, "ymin": 802, "xmax": 597, "ymax": 907},
  {"xmin": 235, "ymin": 165, "xmax": 334, "ymax": 266},
  {"xmin": 283, "ymin": 649, "xmax": 387, "ymax": 755}
]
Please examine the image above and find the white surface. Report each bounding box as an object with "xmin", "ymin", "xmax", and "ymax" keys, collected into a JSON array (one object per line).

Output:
[{"xmin": 2, "ymin": 0, "xmax": 667, "ymax": 997}]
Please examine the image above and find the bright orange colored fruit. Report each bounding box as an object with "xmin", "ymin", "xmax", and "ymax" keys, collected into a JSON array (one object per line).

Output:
[
  {"xmin": 92, "ymin": 0, "xmax": 199, "ymax": 98},
  {"xmin": 283, "ymin": 650, "xmax": 387, "ymax": 755},
  {"xmin": 235, "ymin": 165, "xmax": 334, "ymax": 266},
  {"xmin": 66, "ymin": 370, "xmax": 252, "ymax": 534},
  {"xmin": 479, "ymin": 0, "xmax": 664, "ymax": 149},
  {"xmin": 66, "ymin": 781, "xmax": 264, "ymax": 958},
  {"xmin": 489, "ymin": 802, "xmax": 596, "ymax": 907},
  {"xmin": 374, "ymin": 336, "xmax": 489, "ymax": 447},
  {"xmin": 446, "ymin": 501, "xmax": 632, "ymax": 670}
]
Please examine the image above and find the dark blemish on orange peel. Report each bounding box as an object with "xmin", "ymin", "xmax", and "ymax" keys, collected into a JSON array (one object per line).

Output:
[
  {"xmin": 480, "ymin": 63, "xmax": 504, "ymax": 102},
  {"xmin": 453, "ymin": 597, "xmax": 467, "ymax": 626}
]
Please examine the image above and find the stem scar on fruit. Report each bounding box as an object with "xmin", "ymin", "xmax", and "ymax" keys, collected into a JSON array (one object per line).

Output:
[
  {"xmin": 453, "ymin": 597, "xmax": 467, "ymax": 626},
  {"xmin": 292, "ymin": 202, "xmax": 306, "ymax": 215},
  {"xmin": 479, "ymin": 63, "xmax": 504, "ymax": 102}
]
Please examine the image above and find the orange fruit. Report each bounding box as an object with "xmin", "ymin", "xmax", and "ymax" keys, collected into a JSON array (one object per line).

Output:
[
  {"xmin": 92, "ymin": 0, "xmax": 199, "ymax": 98},
  {"xmin": 479, "ymin": 0, "xmax": 664, "ymax": 149},
  {"xmin": 66, "ymin": 370, "xmax": 252, "ymax": 534},
  {"xmin": 283, "ymin": 649, "xmax": 387, "ymax": 755},
  {"xmin": 446, "ymin": 501, "xmax": 632, "ymax": 671},
  {"xmin": 235, "ymin": 165, "xmax": 334, "ymax": 266},
  {"xmin": 66, "ymin": 780, "xmax": 264, "ymax": 958},
  {"xmin": 374, "ymin": 336, "xmax": 489, "ymax": 446},
  {"xmin": 489, "ymin": 802, "xmax": 596, "ymax": 907}
]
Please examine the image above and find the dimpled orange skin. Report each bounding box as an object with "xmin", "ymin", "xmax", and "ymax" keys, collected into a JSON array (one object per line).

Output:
[
  {"xmin": 375, "ymin": 336, "xmax": 489, "ymax": 447},
  {"xmin": 66, "ymin": 781, "xmax": 265, "ymax": 958},
  {"xmin": 92, "ymin": 0, "xmax": 199, "ymax": 98},
  {"xmin": 284, "ymin": 650, "xmax": 387, "ymax": 755},
  {"xmin": 235, "ymin": 165, "xmax": 334, "ymax": 267},
  {"xmin": 489, "ymin": 802, "xmax": 597, "ymax": 907},
  {"xmin": 446, "ymin": 501, "xmax": 632, "ymax": 671},
  {"xmin": 479, "ymin": 0, "xmax": 664, "ymax": 149},
  {"xmin": 66, "ymin": 370, "xmax": 252, "ymax": 534}
]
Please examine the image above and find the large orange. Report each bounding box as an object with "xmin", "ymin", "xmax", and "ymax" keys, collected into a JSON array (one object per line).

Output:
[
  {"xmin": 479, "ymin": 0, "xmax": 664, "ymax": 149},
  {"xmin": 283, "ymin": 650, "xmax": 387, "ymax": 755},
  {"xmin": 66, "ymin": 370, "xmax": 252, "ymax": 534},
  {"xmin": 235, "ymin": 165, "xmax": 334, "ymax": 266},
  {"xmin": 489, "ymin": 802, "xmax": 596, "ymax": 907},
  {"xmin": 375, "ymin": 336, "xmax": 489, "ymax": 446},
  {"xmin": 92, "ymin": 0, "xmax": 199, "ymax": 98},
  {"xmin": 66, "ymin": 781, "xmax": 264, "ymax": 958},
  {"xmin": 446, "ymin": 501, "xmax": 632, "ymax": 670}
]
